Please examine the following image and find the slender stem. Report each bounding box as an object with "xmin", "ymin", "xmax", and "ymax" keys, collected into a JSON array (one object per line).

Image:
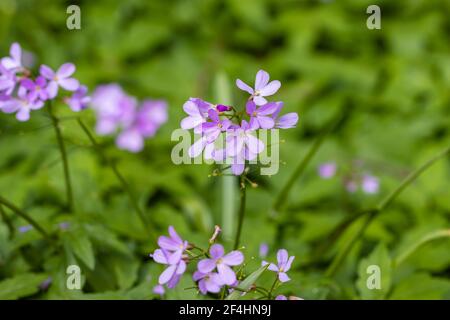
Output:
[
  {"xmin": 0, "ymin": 204, "xmax": 15, "ymax": 238},
  {"xmin": 268, "ymin": 276, "xmax": 279, "ymax": 299},
  {"xmin": 77, "ymin": 118, "xmax": 153, "ymax": 234},
  {"xmin": 325, "ymin": 145, "xmax": 450, "ymax": 277},
  {"xmin": 272, "ymin": 114, "xmax": 341, "ymax": 213},
  {"xmin": 233, "ymin": 176, "xmax": 247, "ymax": 250},
  {"xmin": 48, "ymin": 102, "xmax": 73, "ymax": 212},
  {"xmin": 0, "ymin": 195, "xmax": 50, "ymax": 239}
]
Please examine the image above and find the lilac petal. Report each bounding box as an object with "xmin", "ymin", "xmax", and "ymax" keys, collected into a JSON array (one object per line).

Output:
[
  {"xmin": 168, "ymin": 250, "xmax": 182, "ymax": 265},
  {"xmin": 46, "ymin": 81, "xmax": 58, "ymax": 99},
  {"xmin": 158, "ymin": 265, "xmax": 177, "ymax": 284},
  {"xmin": 222, "ymin": 250, "xmax": 244, "ymax": 266},
  {"xmin": 181, "ymin": 115, "xmax": 204, "ymax": 130},
  {"xmin": 193, "ymin": 271, "xmax": 206, "ymax": 281},
  {"xmin": 183, "ymin": 100, "xmax": 200, "ymax": 116},
  {"xmin": 168, "ymin": 226, "xmax": 183, "ymax": 244},
  {"xmin": 209, "ymin": 244, "xmax": 225, "ymax": 259},
  {"xmin": 58, "ymin": 78, "xmax": 79, "ymax": 91},
  {"xmin": 20, "ymin": 78, "xmax": 34, "ymax": 90},
  {"xmin": 39, "ymin": 65, "xmax": 55, "ymax": 79},
  {"xmin": 277, "ymin": 249, "xmax": 289, "ymax": 265},
  {"xmin": 95, "ymin": 118, "xmax": 117, "ymax": 135},
  {"xmin": 152, "ymin": 249, "xmax": 169, "ymax": 264},
  {"xmin": 205, "ymin": 277, "xmax": 222, "ymax": 293},
  {"xmin": 10, "ymin": 43, "xmax": 21, "ymax": 63},
  {"xmin": 153, "ymin": 285, "xmax": 165, "ymax": 296},
  {"xmin": 198, "ymin": 279, "xmax": 208, "ymax": 294},
  {"xmin": 207, "ymin": 109, "xmax": 219, "ymax": 122},
  {"xmin": 158, "ymin": 235, "xmax": 180, "ymax": 251},
  {"xmin": 217, "ymin": 264, "xmax": 236, "ymax": 285},
  {"xmin": 245, "ymin": 134, "xmax": 264, "ymax": 154},
  {"xmin": 236, "ymin": 79, "xmax": 254, "ymax": 94},
  {"xmin": 57, "ymin": 63, "xmax": 76, "ymax": 78},
  {"xmin": 258, "ymin": 102, "xmax": 278, "ymax": 116},
  {"xmin": 260, "ymin": 80, "xmax": 281, "ymax": 96},
  {"xmin": 244, "ymin": 148, "xmax": 258, "ymax": 161},
  {"xmin": 30, "ymin": 100, "xmax": 44, "ymax": 110},
  {"xmin": 167, "ymin": 274, "xmax": 181, "ymax": 289},
  {"xmin": 231, "ymin": 163, "xmax": 245, "ymax": 176},
  {"xmin": 116, "ymin": 129, "xmax": 144, "ymax": 153},
  {"xmin": 256, "ymin": 116, "xmax": 275, "ymax": 129},
  {"xmin": 246, "ymin": 100, "xmax": 256, "ymax": 115},
  {"xmin": 188, "ymin": 136, "xmax": 207, "ymax": 158},
  {"xmin": 276, "ymin": 295, "xmax": 288, "ymax": 300},
  {"xmin": 271, "ymin": 101, "xmax": 283, "ymax": 119},
  {"xmin": 284, "ymin": 256, "xmax": 295, "ymax": 272},
  {"xmin": 226, "ymin": 135, "xmax": 244, "ymax": 157},
  {"xmin": 255, "ymin": 70, "xmax": 270, "ymax": 91},
  {"xmin": 198, "ymin": 258, "xmax": 217, "ymax": 273},
  {"xmin": 278, "ymin": 272, "xmax": 290, "ymax": 283},
  {"xmin": 253, "ymin": 95, "xmax": 267, "ymax": 106},
  {"xmin": 277, "ymin": 113, "xmax": 298, "ymax": 129},
  {"xmin": 212, "ymin": 148, "xmax": 226, "ymax": 161},
  {"xmin": 16, "ymin": 108, "xmax": 30, "ymax": 122},
  {"xmin": 262, "ymin": 261, "xmax": 279, "ymax": 272},
  {"xmin": 176, "ymin": 260, "xmax": 186, "ymax": 275},
  {"xmin": 1, "ymin": 57, "xmax": 17, "ymax": 70},
  {"xmin": 0, "ymin": 100, "xmax": 20, "ymax": 113},
  {"xmin": 248, "ymin": 117, "xmax": 259, "ymax": 130}
]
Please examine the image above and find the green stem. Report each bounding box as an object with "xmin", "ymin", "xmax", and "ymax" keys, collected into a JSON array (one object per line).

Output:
[
  {"xmin": 77, "ymin": 118, "xmax": 153, "ymax": 234},
  {"xmin": 268, "ymin": 276, "xmax": 279, "ymax": 299},
  {"xmin": 325, "ymin": 145, "xmax": 450, "ymax": 277},
  {"xmin": 233, "ymin": 176, "xmax": 247, "ymax": 250},
  {"xmin": 272, "ymin": 114, "xmax": 341, "ymax": 214},
  {"xmin": 0, "ymin": 195, "xmax": 50, "ymax": 240},
  {"xmin": 48, "ymin": 102, "xmax": 73, "ymax": 212},
  {"xmin": 0, "ymin": 204, "xmax": 15, "ymax": 238}
]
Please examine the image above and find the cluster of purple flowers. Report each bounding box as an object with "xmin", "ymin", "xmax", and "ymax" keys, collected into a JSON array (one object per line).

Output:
[
  {"xmin": 180, "ymin": 70, "xmax": 298, "ymax": 175},
  {"xmin": 91, "ymin": 84, "xmax": 168, "ymax": 153},
  {"xmin": 151, "ymin": 226, "xmax": 294, "ymax": 298},
  {"xmin": 318, "ymin": 161, "xmax": 380, "ymax": 194},
  {"xmin": 0, "ymin": 43, "xmax": 89, "ymax": 121}
]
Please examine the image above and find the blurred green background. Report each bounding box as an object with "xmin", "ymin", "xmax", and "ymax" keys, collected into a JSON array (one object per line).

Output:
[{"xmin": 0, "ymin": 0, "xmax": 449, "ymax": 299}]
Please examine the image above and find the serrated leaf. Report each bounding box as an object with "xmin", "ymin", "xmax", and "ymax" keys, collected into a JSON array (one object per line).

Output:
[{"xmin": 226, "ymin": 265, "xmax": 268, "ymax": 300}]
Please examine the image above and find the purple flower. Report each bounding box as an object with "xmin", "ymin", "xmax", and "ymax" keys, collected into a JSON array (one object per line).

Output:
[
  {"xmin": 262, "ymin": 249, "xmax": 294, "ymax": 283},
  {"xmin": 259, "ymin": 243, "xmax": 269, "ymax": 258},
  {"xmin": 0, "ymin": 64, "xmax": 17, "ymax": 95},
  {"xmin": 1, "ymin": 43, "xmax": 22, "ymax": 71},
  {"xmin": 226, "ymin": 120, "xmax": 265, "ymax": 175},
  {"xmin": 236, "ymin": 70, "xmax": 281, "ymax": 106},
  {"xmin": 157, "ymin": 226, "xmax": 188, "ymax": 264},
  {"xmin": 275, "ymin": 295, "xmax": 288, "ymax": 300},
  {"xmin": 21, "ymin": 76, "xmax": 49, "ymax": 101},
  {"xmin": 151, "ymin": 248, "xmax": 186, "ymax": 288},
  {"xmin": 180, "ymin": 98, "xmax": 212, "ymax": 133},
  {"xmin": 0, "ymin": 86, "xmax": 44, "ymax": 121},
  {"xmin": 362, "ymin": 174, "xmax": 379, "ymax": 194},
  {"xmin": 40, "ymin": 63, "xmax": 80, "ymax": 99},
  {"xmin": 64, "ymin": 85, "xmax": 90, "ymax": 112},
  {"xmin": 246, "ymin": 100, "xmax": 278, "ymax": 129},
  {"xmin": 216, "ymin": 104, "xmax": 231, "ymax": 112},
  {"xmin": 153, "ymin": 284, "xmax": 165, "ymax": 296},
  {"xmin": 202, "ymin": 109, "xmax": 232, "ymax": 143},
  {"xmin": 39, "ymin": 276, "xmax": 53, "ymax": 291},
  {"xmin": 318, "ymin": 162, "xmax": 337, "ymax": 179},
  {"xmin": 272, "ymin": 102, "xmax": 299, "ymax": 129},
  {"xmin": 135, "ymin": 100, "xmax": 168, "ymax": 137},
  {"xmin": 193, "ymin": 271, "xmax": 224, "ymax": 295},
  {"xmin": 18, "ymin": 225, "xmax": 33, "ymax": 233},
  {"xmin": 197, "ymin": 244, "xmax": 244, "ymax": 285}
]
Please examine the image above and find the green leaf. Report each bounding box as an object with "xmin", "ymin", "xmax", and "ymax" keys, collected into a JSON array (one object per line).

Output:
[
  {"xmin": 394, "ymin": 229, "xmax": 450, "ymax": 268},
  {"xmin": 225, "ymin": 265, "xmax": 268, "ymax": 300},
  {"xmin": 356, "ymin": 244, "xmax": 392, "ymax": 300},
  {"xmin": 389, "ymin": 273, "xmax": 450, "ymax": 300},
  {"xmin": 64, "ymin": 230, "xmax": 96, "ymax": 270},
  {"xmin": 0, "ymin": 273, "xmax": 48, "ymax": 299}
]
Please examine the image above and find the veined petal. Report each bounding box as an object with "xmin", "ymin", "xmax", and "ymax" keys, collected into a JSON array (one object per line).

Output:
[
  {"xmin": 276, "ymin": 113, "xmax": 298, "ymax": 129},
  {"xmin": 181, "ymin": 115, "xmax": 204, "ymax": 130},
  {"xmin": 57, "ymin": 63, "xmax": 76, "ymax": 78},
  {"xmin": 236, "ymin": 79, "xmax": 254, "ymax": 94},
  {"xmin": 217, "ymin": 264, "xmax": 236, "ymax": 285},
  {"xmin": 222, "ymin": 251, "xmax": 244, "ymax": 266},
  {"xmin": 58, "ymin": 78, "xmax": 79, "ymax": 91},
  {"xmin": 198, "ymin": 258, "xmax": 217, "ymax": 274},
  {"xmin": 159, "ymin": 265, "xmax": 177, "ymax": 285},
  {"xmin": 255, "ymin": 70, "xmax": 269, "ymax": 90},
  {"xmin": 258, "ymin": 102, "xmax": 278, "ymax": 116},
  {"xmin": 152, "ymin": 249, "xmax": 169, "ymax": 264},
  {"xmin": 284, "ymin": 256, "xmax": 295, "ymax": 272},
  {"xmin": 256, "ymin": 116, "xmax": 275, "ymax": 129},
  {"xmin": 245, "ymin": 134, "xmax": 264, "ymax": 154},
  {"xmin": 168, "ymin": 226, "xmax": 183, "ymax": 244},
  {"xmin": 158, "ymin": 236, "xmax": 180, "ymax": 251},
  {"xmin": 246, "ymin": 100, "xmax": 256, "ymax": 115},
  {"xmin": 277, "ymin": 249, "xmax": 288, "ymax": 265},
  {"xmin": 260, "ymin": 80, "xmax": 281, "ymax": 96},
  {"xmin": 39, "ymin": 65, "xmax": 55, "ymax": 79},
  {"xmin": 253, "ymin": 95, "xmax": 267, "ymax": 106},
  {"xmin": 188, "ymin": 136, "xmax": 208, "ymax": 158},
  {"xmin": 209, "ymin": 244, "xmax": 224, "ymax": 259},
  {"xmin": 278, "ymin": 272, "xmax": 290, "ymax": 283},
  {"xmin": 183, "ymin": 100, "xmax": 200, "ymax": 116}
]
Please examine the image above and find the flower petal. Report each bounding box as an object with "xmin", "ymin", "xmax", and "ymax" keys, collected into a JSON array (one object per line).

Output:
[
  {"xmin": 277, "ymin": 249, "xmax": 288, "ymax": 265},
  {"xmin": 188, "ymin": 136, "xmax": 207, "ymax": 158},
  {"xmin": 168, "ymin": 226, "xmax": 183, "ymax": 244},
  {"xmin": 236, "ymin": 79, "xmax": 254, "ymax": 94},
  {"xmin": 222, "ymin": 250, "xmax": 244, "ymax": 266},
  {"xmin": 209, "ymin": 244, "xmax": 225, "ymax": 259},
  {"xmin": 57, "ymin": 63, "xmax": 76, "ymax": 78},
  {"xmin": 183, "ymin": 100, "xmax": 200, "ymax": 116},
  {"xmin": 217, "ymin": 264, "xmax": 236, "ymax": 285},
  {"xmin": 58, "ymin": 78, "xmax": 79, "ymax": 91},
  {"xmin": 260, "ymin": 80, "xmax": 281, "ymax": 96},
  {"xmin": 45, "ymin": 81, "xmax": 58, "ymax": 99},
  {"xmin": 158, "ymin": 236, "xmax": 180, "ymax": 251},
  {"xmin": 152, "ymin": 249, "xmax": 169, "ymax": 264},
  {"xmin": 246, "ymin": 100, "xmax": 256, "ymax": 115},
  {"xmin": 278, "ymin": 272, "xmax": 290, "ymax": 283},
  {"xmin": 284, "ymin": 256, "xmax": 295, "ymax": 272},
  {"xmin": 276, "ymin": 113, "xmax": 298, "ymax": 129},
  {"xmin": 158, "ymin": 265, "xmax": 177, "ymax": 285},
  {"xmin": 198, "ymin": 258, "xmax": 217, "ymax": 273},
  {"xmin": 255, "ymin": 70, "xmax": 269, "ymax": 91},
  {"xmin": 256, "ymin": 116, "xmax": 275, "ymax": 129},
  {"xmin": 39, "ymin": 65, "xmax": 55, "ymax": 79},
  {"xmin": 253, "ymin": 95, "xmax": 267, "ymax": 106},
  {"xmin": 258, "ymin": 102, "xmax": 279, "ymax": 116},
  {"xmin": 245, "ymin": 134, "xmax": 264, "ymax": 154}
]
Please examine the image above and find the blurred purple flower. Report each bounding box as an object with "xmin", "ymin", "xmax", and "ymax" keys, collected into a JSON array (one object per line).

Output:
[
  {"xmin": 259, "ymin": 243, "xmax": 269, "ymax": 258},
  {"xmin": 197, "ymin": 244, "xmax": 244, "ymax": 285},
  {"xmin": 153, "ymin": 284, "xmax": 165, "ymax": 296},
  {"xmin": 40, "ymin": 63, "xmax": 79, "ymax": 99},
  {"xmin": 275, "ymin": 295, "xmax": 288, "ymax": 300},
  {"xmin": 262, "ymin": 249, "xmax": 294, "ymax": 283},
  {"xmin": 65, "ymin": 85, "xmax": 90, "ymax": 112},
  {"xmin": 0, "ymin": 86, "xmax": 44, "ymax": 121},
  {"xmin": 0, "ymin": 64, "xmax": 17, "ymax": 95},
  {"xmin": 1, "ymin": 42, "xmax": 22, "ymax": 71},
  {"xmin": 236, "ymin": 69, "xmax": 281, "ymax": 106},
  {"xmin": 362, "ymin": 174, "xmax": 379, "ymax": 194},
  {"xmin": 21, "ymin": 76, "xmax": 48, "ymax": 102},
  {"xmin": 18, "ymin": 225, "xmax": 33, "ymax": 233},
  {"xmin": 318, "ymin": 162, "xmax": 337, "ymax": 179},
  {"xmin": 39, "ymin": 277, "xmax": 52, "ymax": 291}
]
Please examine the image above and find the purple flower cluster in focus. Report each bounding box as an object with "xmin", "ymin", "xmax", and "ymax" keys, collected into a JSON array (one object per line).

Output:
[
  {"xmin": 180, "ymin": 70, "xmax": 299, "ymax": 175},
  {"xmin": 0, "ymin": 43, "xmax": 89, "ymax": 121},
  {"xmin": 91, "ymin": 84, "xmax": 168, "ymax": 153}
]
